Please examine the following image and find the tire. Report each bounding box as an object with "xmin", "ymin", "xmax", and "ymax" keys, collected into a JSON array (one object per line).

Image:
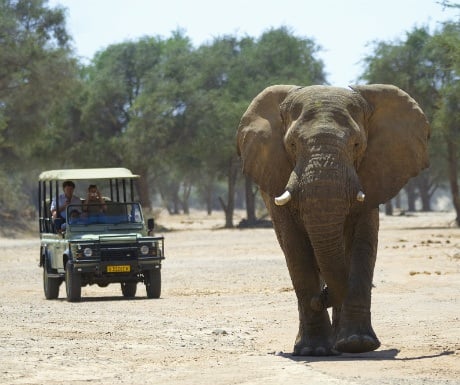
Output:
[
  {"xmin": 43, "ymin": 257, "xmax": 60, "ymax": 300},
  {"xmin": 121, "ymin": 282, "xmax": 137, "ymax": 298},
  {"xmin": 145, "ymin": 269, "xmax": 161, "ymax": 299},
  {"xmin": 65, "ymin": 261, "xmax": 81, "ymax": 302}
]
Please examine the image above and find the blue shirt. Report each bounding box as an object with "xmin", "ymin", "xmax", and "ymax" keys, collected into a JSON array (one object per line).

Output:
[{"xmin": 50, "ymin": 194, "xmax": 81, "ymax": 219}]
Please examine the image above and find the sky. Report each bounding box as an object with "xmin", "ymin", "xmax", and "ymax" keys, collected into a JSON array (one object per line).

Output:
[{"xmin": 48, "ymin": 0, "xmax": 458, "ymax": 87}]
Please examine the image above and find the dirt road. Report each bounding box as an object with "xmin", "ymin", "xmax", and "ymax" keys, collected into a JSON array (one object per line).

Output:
[{"xmin": 0, "ymin": 211, "xmax": 459, "ymax": 384}]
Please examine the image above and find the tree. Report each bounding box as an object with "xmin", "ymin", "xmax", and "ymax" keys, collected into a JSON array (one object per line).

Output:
[
  {"xmin": 429, "ymin": 21, "xmax": 460, "ymax": 223},
  {"xmin": 360, "ymin": 26, "xmax": 440, "ymax": 212},
  {"xmin": 188, "ymin": 36, "xmax": 248, "ymax": 227},
  {"xmin": 123, "ymin": 32, "xmax": 197, "ymax": 211},
  {"xmin": 77, "ymin": 39, "xmax": 162, "ymax": 164},
  {"xmin": 0, "ymin": 0, "xmax": 77, "ymax": 216}
]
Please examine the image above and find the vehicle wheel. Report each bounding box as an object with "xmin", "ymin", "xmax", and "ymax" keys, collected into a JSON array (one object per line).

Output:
[
  {"xmin": 43, "ymin": 258, "xmax": 60, "ymax": 300},
  {"xmin": 121, "ymin": 282, "xmax": 137, "ymax": 298},
  {"xmin": 65, "ymin": 261, "xmax": 81, "ymax": 302},
  {"xmin": 145, "ymin": 269, "xmax": 161, "ymax": 299}
]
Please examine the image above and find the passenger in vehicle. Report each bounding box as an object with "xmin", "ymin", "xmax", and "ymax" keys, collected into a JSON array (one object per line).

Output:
[
  {"xmin": 68, "ymin": 209, "xmax": 82, "ymax": 224},
  {"xmin": 51, "ymin": 180, "xmax": 81, "ymax": 220},
  {"xmin": 82, "ymin": 184, "xmax": 107, "ymax": 216},
  {"xmin": 60, "ymin": 209, "xmax": 82, "ymax": 231}
]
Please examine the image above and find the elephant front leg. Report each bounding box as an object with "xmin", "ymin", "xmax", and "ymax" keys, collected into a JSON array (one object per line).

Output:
[{"xmin": 335, "ymin": 208, "xmax": 381, "ymax": 353}]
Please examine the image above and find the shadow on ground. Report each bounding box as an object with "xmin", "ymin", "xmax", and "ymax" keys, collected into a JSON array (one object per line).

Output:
[{"xmin": 277, "ymin": 348, "xmax": 455, "ymax": 362}]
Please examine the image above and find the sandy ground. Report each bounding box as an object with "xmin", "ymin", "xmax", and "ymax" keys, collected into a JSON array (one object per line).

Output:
[{"xmin": 0, "ymin": 210, "xmax": 459, "ymax": 385}]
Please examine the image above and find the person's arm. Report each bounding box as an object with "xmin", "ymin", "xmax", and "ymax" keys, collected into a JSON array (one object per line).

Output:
[
  {"xmin": 51, "ymin": 198, "xmax": 65, "ymax": 218},
  {"xmin": 50, "ymin": 200, "xmax": 57, "ymax": 218},
  {"xmin": 52, "ymin": 196, "xmax": 70, "ymax": 218},
  {"xmin": 96, "ymin": 190, "xmax": 107, "ymax": 211}
]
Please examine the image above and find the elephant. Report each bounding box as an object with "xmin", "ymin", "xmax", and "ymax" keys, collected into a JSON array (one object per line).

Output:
[{"xmin": 236, "ymin": 84, "xmax": 430, "ymax": 355}]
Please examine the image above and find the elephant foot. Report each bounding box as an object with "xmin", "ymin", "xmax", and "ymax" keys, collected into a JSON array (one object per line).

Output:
[
  {"xmin": 293, "ymin": 306, "xmax": 338, "ymax": 356},
  {"xmin": 335, "ymin": 333, "xmax": 380, "ymax": 353},
  {"xmin": 293, "ymin": 325, "xmax": 339, "ymax": 356},
  {"xmin": 334, "ymin": 310, "xmax": 380, "ymax": 353},
  {"xmin": 293, "ymin": 339, "xmax": 340, "ymax": 356}
]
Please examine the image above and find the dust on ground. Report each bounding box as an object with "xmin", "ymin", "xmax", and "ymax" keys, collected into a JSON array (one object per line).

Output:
[{"xmin": 0, "ymin": 210, "xmax": 459, "ymax": 384}]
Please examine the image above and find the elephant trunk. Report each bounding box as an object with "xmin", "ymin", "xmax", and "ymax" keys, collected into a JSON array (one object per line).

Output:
[
  {"xmin": 302, "ymin": 172, "xmax": 350, "ymax": 306},
  {"xmin": 307, "ymin": 219, "xmax": 348, "ymax": 309},
  {"xmin": 279, "ymin": 150, "xmax": 364, "ymax": 310}
]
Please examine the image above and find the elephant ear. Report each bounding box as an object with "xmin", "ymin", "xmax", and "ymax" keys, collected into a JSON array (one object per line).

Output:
[
  {"xmin": 352, "ymin": 84, "xmax": 431, "ymax": 207},
  {"xmin": 237, "ymin": 85, "xmax": 296, "ymax": 196}
]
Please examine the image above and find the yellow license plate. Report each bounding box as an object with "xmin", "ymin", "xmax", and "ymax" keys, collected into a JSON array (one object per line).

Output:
[{"xmin": 107, "ymin": 265, "xmax": 130, "ymax": 273}]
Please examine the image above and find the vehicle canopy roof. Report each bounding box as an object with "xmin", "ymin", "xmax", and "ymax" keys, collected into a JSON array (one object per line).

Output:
[{"xmin": 39, "ymin": 168, "xmax": 139, "ymax": 181}]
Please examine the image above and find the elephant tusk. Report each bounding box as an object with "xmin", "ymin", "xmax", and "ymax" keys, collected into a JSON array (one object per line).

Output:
[
  {"xmin": 274, "ymin": 191, "xmax": 291, "ymax": 206},
  {"xmin": 356, "ymin": 190, "xmax": 365, "ymax": 202}
]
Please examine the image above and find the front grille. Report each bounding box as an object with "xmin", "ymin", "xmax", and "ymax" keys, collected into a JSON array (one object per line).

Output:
[{"xmin": 100, "ymin": 245, "xmax": 138, "ymax": 261}]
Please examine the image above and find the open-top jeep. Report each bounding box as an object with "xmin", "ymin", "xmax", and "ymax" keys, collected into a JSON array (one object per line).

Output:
[{"xmin": 38, "ymin": 168, "xmax": 164, "ymax": 302}]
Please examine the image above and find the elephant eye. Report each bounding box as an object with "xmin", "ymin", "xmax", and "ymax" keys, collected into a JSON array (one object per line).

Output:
[
  {"xmin": 284, "ymin": 134, "xmax": 296, "ymax": 152},
  {"xmin": 353, "ymin": 140, "xmax": 365, "ymax": 158}
]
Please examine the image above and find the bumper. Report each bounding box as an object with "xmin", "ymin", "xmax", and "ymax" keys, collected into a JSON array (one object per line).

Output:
[{"xmin": 70, "ymin": 256, "xmax": 164, "ymax": 275}]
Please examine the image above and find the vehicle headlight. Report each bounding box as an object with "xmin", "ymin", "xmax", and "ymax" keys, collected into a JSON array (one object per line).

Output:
[
  {"xmin": 140, "ymin": 245, "xmax": 149, "ymax": 255},
  {"xmin": 83, "ymin": 247, "xmax": 93, "ymax": 257}
]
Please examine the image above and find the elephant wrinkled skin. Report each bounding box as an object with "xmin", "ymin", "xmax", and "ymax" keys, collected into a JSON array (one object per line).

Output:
[{"xmin": 237, "ymin": 84, "xmax": 430, "ymax": 355}]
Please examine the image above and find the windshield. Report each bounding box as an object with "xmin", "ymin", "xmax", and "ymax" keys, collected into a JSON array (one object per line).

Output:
[{"xmin": 66, "ymin": 202, "xmax": 143, "ymax": 225}]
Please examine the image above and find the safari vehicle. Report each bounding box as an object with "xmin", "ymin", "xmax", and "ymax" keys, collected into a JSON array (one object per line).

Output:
[{"xmin": 38, "ymin": 168, "xmax": 164, "ymax": 302}]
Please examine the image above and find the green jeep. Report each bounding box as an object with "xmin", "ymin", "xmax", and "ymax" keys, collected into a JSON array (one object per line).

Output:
[{"xmin": 38, "ymin": 168, "xmax": 164, "ymax": 302}]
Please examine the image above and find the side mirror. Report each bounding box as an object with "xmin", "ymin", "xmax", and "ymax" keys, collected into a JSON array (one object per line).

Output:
[{"xmin": 147, "ymin": 218, "xmax": 155, "ymax": 235}]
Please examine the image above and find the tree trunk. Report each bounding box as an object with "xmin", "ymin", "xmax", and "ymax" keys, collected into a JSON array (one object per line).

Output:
[
  {"xmin": 419, "ymin": 189, "xmax": 432, "ymax": 212},
  {"xmin": 181, "ymin": 181, "xmax": 192, "ymax": 215},
  {"xmin": 405, "ymin": 179, "xmax": 417, "ymax": 211},
  {"xmin": 135, "ymin": 168, "xmax": 151, "ymax": 210},
  {"xmin": 447, "ymin": 139, "xmax": 460, "ymax": 226},
  {"xmin": 204, "ymin": 181, "xmax": 213, "ymax": 215},
  {"xmin": 415, "ymin": 170, "xmax": 433, "ymax": 211},
  {"xmin": 172, "ymin": 187, "xmax": 180, "ymax": 215},
  {"xmin": 394, "ymin": 192, "xmax": 401, "ymax": 210},
  {"xmin": 181, "ymin": 198, "xmax": 189, "ymax": 215},
  {"xmin": 219, "ymin": 156, "xmax": 239, "ymax": 228},
  {"xmin": 384, "ymin": 201, "xmax": 393, "ymax": 216},
  {"xmin": 245, "ymin": 175, "xmax": 257, "ymax": 225},
  {"xmin": 206, "ymin": 187, "xmax": 213, "ymax": 215}
]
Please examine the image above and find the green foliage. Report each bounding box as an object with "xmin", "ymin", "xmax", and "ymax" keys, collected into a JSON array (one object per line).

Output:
[
  {"xmin": 361, "ymin": 20, "xmax": 460, "ymax": 211},
  {"xmin": 430, "ymin": 22, "xmax": 460, "ymax": 132},
  {"xmin": 0, "ymin": 0, "xmax": 78, "ymax": 215},
  {"xmin": 0, "ymin": 169, "xmax": 28, "ymax": 213},
  {"xmin": 5, "ymin": 1, "xmax": 457, "ymax": 224},
  {"xmin": 361, "ymin": 26, "xmax": 437, "ymax": 112},
  {"xmin": 75, "ymin": 27, "xmax": 326, "ymax": 212}
]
